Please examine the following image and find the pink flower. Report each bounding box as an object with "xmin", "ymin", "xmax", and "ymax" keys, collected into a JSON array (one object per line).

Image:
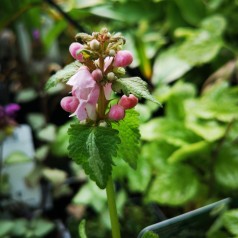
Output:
[
  {"xmin": 92, "ymin": 69, "xmax": 103, "ymax": 81},
  {"xmin": 67, "ymin": 66, "xmax": 100, "ymax": 120},
  {"xmin": 69, "ymin": 42, "xmax": 84, "ymax": 61},
  {"xmin": 113, "ymin": 50, "xmax": 133, "ymax": 67},
  {"xmin": 108, "ymin": 105, "xmax": 125, "ymax": 121},
  {"xmin": 119, "ymin": 94, "xmax": 138, "ymax": 110},
  {"xmin": 60, "ymin": 96, "xmax": 79, "ymax": 113}
]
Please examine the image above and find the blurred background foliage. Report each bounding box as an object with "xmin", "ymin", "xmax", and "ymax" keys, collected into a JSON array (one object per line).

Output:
[{"xmin": 1, "ymin": 0, "xmax": 238, "ymax": 237}]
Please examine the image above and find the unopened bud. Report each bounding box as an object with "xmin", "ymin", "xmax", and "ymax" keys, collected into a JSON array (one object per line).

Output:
[
  {"xmin": 109, "ymin": 49, "xmax": 116, "ymax": 56},
  {"xmin": 114, "ymin": 67, "xmax": 125, "ymax": 75},
  {"xmin": 92, "ymin": 69, "xmax": 103, "ymax": 81},
  {"xmin": 119, "ymin": 94, "xmax": 138, "ymax": 110},
  {"xmin": 69, "ymin": 42, "xmax": 84, "ymax": 61},
  {"xmin": 108, "ymin": 105, "xmax": 125, "ymax": 121},
  {"xmin": 113, "ymin": 50, "xmax": 133, "ymax": 67},
  {"xmin": 90, "ymin": 39, "xmax": 100, "ymax": 50},
  {"xmin": 60, "ymin": 96, "xmax": 79, "ymax": 113},
  {"xmin": 107, "ymin": 72, "xmax": 115, "ymax": 81}
]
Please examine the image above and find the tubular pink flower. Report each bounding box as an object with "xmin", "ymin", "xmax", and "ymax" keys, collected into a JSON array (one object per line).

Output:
[
  {"xmin": 67, "ymin": 66, "xmax": 100, "ymax": 121},
  {"xmin": 119, "ymin": 94, "xmax": 138, "ymax": 110},
  {"xmin": 113, "ymin": 50, "xmax": 133, "ymax": 67},
  {"xmin": 69, "ymin": 42, "xmax": 84, "ymax": 61},
  {"xmin": 60, "ymin": 96, "xmax": 79, "ymax": 113},
  {"xmin": 108, "ymin": 105, "xmax": 125, "ymax": 121}
]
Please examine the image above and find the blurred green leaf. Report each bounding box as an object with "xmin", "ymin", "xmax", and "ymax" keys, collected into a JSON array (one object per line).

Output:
[
  {"xmin": 73, "ymin": 181, "xmax": 106, "ymax": 212},
  {"xmin": 30, "ymin": 219, "xmax": 54, "ymax": 237},
  {"xmin": 11, "ymin": 219, "xmax": 28, "ymax": 236},
  {"xmin": 174, "ymin": 0, "xmax": 206, "ymax": 25},
  {"xmin": 35, "ymin": 145, "xmax": 49, "ymax": 161},
  {"xmin": 152, "ymin": 47, "xmax": 191, "ymax": 84},
  {"xmin": 140, "ymin": 118, "xmax": 200, "ymax": 146},
  {"xmin": 42, "ymin": 168, "xmax": 67, "ymax": 186},
  {"xmin": 0, "ymin": 220, "xmax": 14, "ymax": 236},
  {"xmin": 79, "ymin": 219, "xmax": 88, "ymax": 238},
  {"xmin": 37, "ymin": 124, "xmax": 56, "ymax": 142},
  {"xmin": 223, "ymin": 209, "xmax": 238, "ymax": 236},
  {"xmin": 146, "ymin": 164, "xmax": 200, "ymax": 206},
  {"xmin": 214, "ymin": 143, "xmax": 238, "ymax": 189},
  {"xmin": 168, "ymin": 141, "xmax": 211, "ymax": 163},
  {"xmin": 27, "ymin": 113, "xmax": 46, "ymax": 130},
  {"xmin": 51, "ymin": 122, "xmax": 71, "ymax": 157},
  {"xmin": 4, "ymin": 151, "xmax": 31, "ymax": 165},
  {"xmin": 16, "ymin": 88, "xmax": 37, "ymax": 103},
  {"xmin": 42, "ymin": 20, "xmax": 67, "ymax": 50}
]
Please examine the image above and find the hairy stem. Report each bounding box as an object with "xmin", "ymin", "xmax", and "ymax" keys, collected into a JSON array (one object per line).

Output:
[{"xmin": 106, "ymin": 176, "xmax": 121, "ymax": 238}]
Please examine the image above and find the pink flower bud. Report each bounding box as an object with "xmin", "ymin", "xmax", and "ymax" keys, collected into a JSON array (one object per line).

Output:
[
  {"xmin": 69, "ymin": 42, "xmax": 84, "ymax": 61},
  {"xmin": 92, "ymin": 69, "xmax": 103, "ymax": 81},
  {"xmin": 113, "ymin": 50, "xmax": 133, "ymax": 67},
  {"xmin": 118, "ymin": 94, "xmax": 138, "ymax": 110},
  {"xmin": 60, "ymin": 96, "xmax": 79, "ymax": 113},
  {"xmin": 108, "ymin": 105, "xmax": 125, "ymax": 121}
]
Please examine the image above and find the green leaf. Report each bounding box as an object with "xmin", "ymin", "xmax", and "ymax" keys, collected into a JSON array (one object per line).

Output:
[
  {"xmin": 112, "ymin": 109, "xmax": 140, "ymax": 169},
  {"xmin": 51, "ymin": 122, "xmax": 71, "ymax": 157},
  {"xmin": 0, "ymin": 220, "xmax": 14, "ymax": 236},
  {"xmin": 79, "ymin": 219, "xmax": 88, "ymax": 238},
  {"xmin": 146, "ymin": 164, "xmax": 200, "ymax": 206},
  {"xmin": 140, "ymin": 118, "xmax": 200, "ymax": 146},
  {"xmin": 168, "ymin": 141, "xmax": 211, "ymax": 163},
  {"xmin": 16, "ymin": 88, "xmax": 37, "ymax": 103},
  {"xmin": 223, "ymin": 209, "xmax": 238, "ymax": 236},
  {"xmin": 142, "ymin": 231, "xmax": 160, "ymax": 238},
  {"xmin": 112, "ymin": 77, "xmax": 160, "ymax": 104},
  {"xmin": 4, "ymin": 152, "xmax": 31, "ymax": 165},
  {"xmin": 37, "ymin": 124, "xmax": 56, "ymax": 142},
  {"xmin": 152, "ymin": 47, "xmax": 191, "ymax": 84},
  {"xmin": 68, "ymin": 124, "xmax": 120, "ymax": 188},
  {"xmin": 73, "ymin": 181, "xmax": 107, "ymax": 212},
  {"xmin": 31, "ymin": 219, "xmax": 54, "ymax": 237},
  {"xmin": 45, "ymin": 61, "xmax": 81, "ymax": 90},
  {"xmin": 214, "ymin": 143, "xmax": 238, "ymax": 189}
]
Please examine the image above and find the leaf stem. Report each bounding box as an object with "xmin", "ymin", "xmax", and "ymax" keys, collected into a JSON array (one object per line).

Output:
[{"xmin": 106, "ymin": 176, "xmax": 121, "ymax": 238}]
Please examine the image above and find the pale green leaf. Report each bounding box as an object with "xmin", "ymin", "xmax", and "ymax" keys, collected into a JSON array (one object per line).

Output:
[
  {"xmin": 79, "ymin": 219, "xmax": 88, "ymax": 238},
  {"xmin": 0, "ymin": 220, "xmax": 14, "ymax": 236},
  {"xmin": 168, "ymin": 141, "xmax": 211, "ymax": 163},
  {"xmin": 45, "ymin": 61, "xmax": 81, "ymax": 90},
  {"xmin": 4, "ymin": 151, "xmax": 31, "ymax": 165},
  {"xmin": 112, "ymin": 109, "xmax": 140, "ymax": 169},
  {"xmin": 142, "ymin": 231, "xmax": 160, "ymax": 238},
  {"xmin": 73, "ymin": 181, "xmax": 107, "ymax": 212},
  {"xmin": 31, "ymin": 219, "xmax": 54, "ymax": 237},
  {"xmin": 223, "ymin": 209, "xmax": 238, "ymax": 235},
  {"xmin": 146, "ymin": 164, "xmax": 200, "ymax": 206},
  {"xmin": 37, "ymin": 124, "xmax": 56, "ymax": 142},
  {"xmin": 68, "ymin": 124, "xmax": 120, "ymax": 188},
  {"xmin": 140, "ymin": 118, "xmax": 200, "ymax": 146},
  {"xmin": 16, "ymin": 88, "xmax": 37, "ymax": 103},
  {"xmin": 51, "ymin": 122, "xmax": 71, "ymax": 157},
  {"xmin": 112, "ymin": 77, "xmax": 160, "ymax": 104},
  {"xmin": 214, "ymin": 143, "xmax": 238, "ymax": 189}
]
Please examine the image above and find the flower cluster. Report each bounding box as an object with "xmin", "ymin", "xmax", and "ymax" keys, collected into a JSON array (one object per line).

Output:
[
  {"xmin": 0, "ymin": 103, "xmax": 20, "ymax": 138},
  {"xmin": 60, "ymin": 28, "xmax": 138, "ymax": 122}
]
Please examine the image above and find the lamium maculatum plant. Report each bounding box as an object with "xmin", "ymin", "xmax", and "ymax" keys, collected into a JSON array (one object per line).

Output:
[{"xmin": 46, "ymin": 28, "xmax": 159, "ymax": 238}]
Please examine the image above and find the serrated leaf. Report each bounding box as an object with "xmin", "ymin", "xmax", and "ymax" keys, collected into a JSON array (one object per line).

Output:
[
  {"xmin": 45, "ymin": 61, "xmax": 81, "ymax": 90},
  {"xmin": 68, "ymin": 124, "xmax": 120, "ymax": 188},
  {"xmin": 112, "ymin": 77, "xmax": 160, "ymax": 104},
  {"xmin": 112, "ymin": 109, "xmax": 140, "ymax": 169}
]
